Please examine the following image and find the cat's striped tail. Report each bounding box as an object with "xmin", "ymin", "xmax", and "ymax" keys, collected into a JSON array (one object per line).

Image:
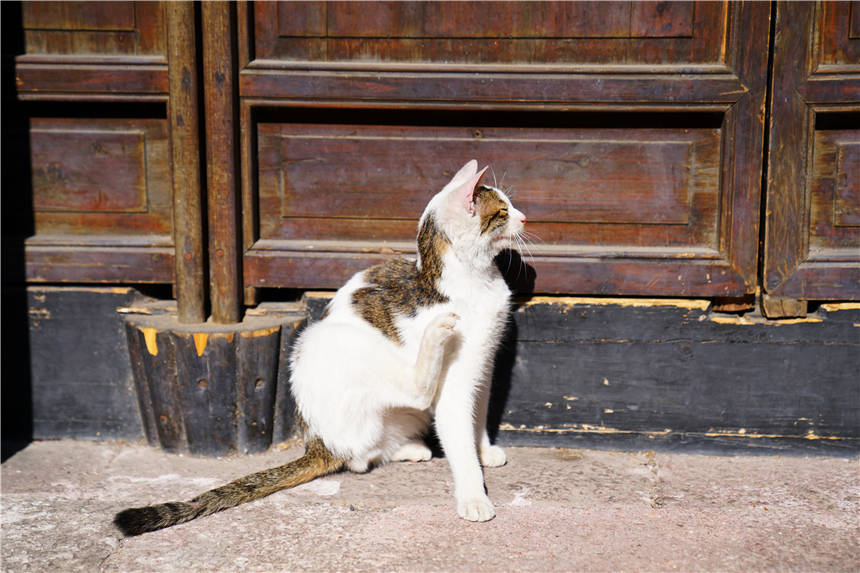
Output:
[{"xmin": 113, "ymin": 438, "xmax": 343, "ymax": 536}]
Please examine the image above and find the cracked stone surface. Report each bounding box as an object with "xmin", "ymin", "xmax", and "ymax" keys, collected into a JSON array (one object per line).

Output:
[{"xmin": 2, "ymin": 440, "xmax": 858, "ymax": 572}]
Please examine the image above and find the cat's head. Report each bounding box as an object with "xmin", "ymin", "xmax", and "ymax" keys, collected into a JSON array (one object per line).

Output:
[{"xmin": 419, "ymin": 160, "xmax": 526, "ymax": 268}]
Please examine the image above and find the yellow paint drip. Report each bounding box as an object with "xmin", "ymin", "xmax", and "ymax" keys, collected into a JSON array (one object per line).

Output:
[
  {"xmin": 240, "ymin": 326, "xmax": 280, "ymax": 338},
  {"xmin": 141, "ymin": 327, "xmax": 158, "ymax": 356},
  {"xmin": 193, "ymin": 333, "xmax": 209, "ymax": 357}
]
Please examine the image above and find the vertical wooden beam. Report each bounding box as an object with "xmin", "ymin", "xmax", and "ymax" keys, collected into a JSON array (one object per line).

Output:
[
  {"xmin": 202, "ymin": 1, "xmax": 242, "ymax": 323},
  {"xmin": 166, "ymin": 1, "xmax": 206, "ymax": 323}
]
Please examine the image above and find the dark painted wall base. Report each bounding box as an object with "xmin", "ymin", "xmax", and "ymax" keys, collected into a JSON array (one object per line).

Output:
[
  {"xmin": 15, "ymin": 287, "xmax": 860, "ymax": 456},
  {"xmin": 486, "ymin": 297, "xmax": 859, "ymax": 455},
  {"xmin": 26, "ymin": 287, "xmax": 144, "ymax": 441}
]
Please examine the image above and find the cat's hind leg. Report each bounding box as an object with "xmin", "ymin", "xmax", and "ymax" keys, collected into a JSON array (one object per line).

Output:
[{"xmin": 391, "ymin": 439, "xmax": 432, "ymax": 462}]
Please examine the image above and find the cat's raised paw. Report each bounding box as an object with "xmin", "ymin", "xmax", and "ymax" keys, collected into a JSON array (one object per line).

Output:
[
  {"xmin": 426, "ymin": 312, "xmax": 460, "ymax": 345},
  {"xmin": 457, "ymin": 495, "xmax": 496, "ymax": 522},
  {"xmin": 480, "ymin": 444, "xmax": 507, "ymax": 467},
  {"xmin": 435, "ymin": 312, "xmax": 460, "ymax": 332}
]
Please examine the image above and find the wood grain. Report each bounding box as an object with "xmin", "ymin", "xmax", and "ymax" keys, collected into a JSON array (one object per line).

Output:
[
  {"xmin": 167, "ymin": 1, "xmax": 206, "ymax": 323},
  {"xmin": 764, "ymin": 2, "xmax": 860, "ymax": 304},
  {"xmin": 256, "ymin": 1, "xmax": 715, "ymax": 66},
  {"xmin": 202, "ymin": 2, "xmax": 242, "ymax": 323}
]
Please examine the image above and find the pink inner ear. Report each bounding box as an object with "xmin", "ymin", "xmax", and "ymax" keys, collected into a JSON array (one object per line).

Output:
[{"xmin": 454, "ymin": 165, "xmax": 488, "ymax": 214}]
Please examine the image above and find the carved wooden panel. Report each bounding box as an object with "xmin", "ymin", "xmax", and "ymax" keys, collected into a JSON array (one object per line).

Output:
[
  {"xmin": 16, "ymin": 1, "xmax": 168, "ymax": 99},
  {"xmin": 21, "ymin": 1, "xmax": 165, "ymax": 57},
  {"xmin": 254, "ymin": 120, "xmax": 720, "ymax": 247},
  {"xmin": 244, "ymin": 112, "xmax": 747, "ymax": 295},
  {"xmin": 764, "ymin": 2, "xmax": 860, "ymax": 303},
  {"xmin": 809, "ymin": 129, "xmax": 860, "ymax": 248},
  {"xmin": 251, "ymin": 1, "xmax": 723, "ymax": 67},
  {"xmin": 239, "ymin": 2, "xmax": 770, "ymax": 298},
  {"xmin": 817, "ymin": 1, "xmax": 860, "ymax": 69},
  {"xmin": 26, "ymin": 117, "xmax": 174, "ymax": 283}
]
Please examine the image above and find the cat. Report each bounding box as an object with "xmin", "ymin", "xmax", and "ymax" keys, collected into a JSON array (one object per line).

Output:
[{"xmin": 114, "ymin": 159, "xmax": 527, "ymax": 536}]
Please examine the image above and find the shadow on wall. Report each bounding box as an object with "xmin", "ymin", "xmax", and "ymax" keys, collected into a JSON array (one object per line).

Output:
[
  {"xmin": 1, "ymin": 1, "xmax": 35, "ymax": 462},
  {"xmin": 488, "ymin": 248, "xmax": 535, "ymax": 442}
]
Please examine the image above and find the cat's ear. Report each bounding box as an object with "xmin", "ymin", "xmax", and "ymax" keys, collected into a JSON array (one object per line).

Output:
[
  {"xmin": 452, "ymin": 165, "xmax": 488, "ymax": 214},
  {"xmin": 451, "ymin": 159, "xmax": 478, "ymax": 183}
]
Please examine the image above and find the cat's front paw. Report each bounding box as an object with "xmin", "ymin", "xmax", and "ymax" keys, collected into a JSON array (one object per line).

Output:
[
  {"xmin": 428, "ymin": 312, "xmax": 460, "ymax": 344},
  {"xmin": 480, "ymin": 444, "xmax": 507, "ymax": 467},
  {"xmin": 457, "ymin": 495, "xmax": 496, "ymax": 522}
]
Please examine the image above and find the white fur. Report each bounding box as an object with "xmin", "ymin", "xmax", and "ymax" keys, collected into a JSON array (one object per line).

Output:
[{"xmin": 289, "ymin": 160, "xmax": 526, "ymax": 521}]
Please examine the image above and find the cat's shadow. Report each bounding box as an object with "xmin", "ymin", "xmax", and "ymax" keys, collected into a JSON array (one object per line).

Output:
[
  {"xmin": 488, "ymin": 249, "xmax": 535, "ymax": 442},
  {"xmin": 427, "ymin": 249, "xmax": 535, "ymax": 454}
]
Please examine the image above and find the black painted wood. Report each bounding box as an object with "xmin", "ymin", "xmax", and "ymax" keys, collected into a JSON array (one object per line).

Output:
[
  {"xmin": 27, "ymin": 287, "xmax": 144, "ymax": 441},
  {"xmin": 124, "ymin": 308, "xmax": 304, "ymax": 456},
  {"xmin": 21, "ymin": 287, "xmax": 860, "ymax": 456},
  {"xmin": 236, "ymin": 328, "xmax": 281, "ymax": 452},
  {"xmin": 489, "ymin": 299, "xmax": 860, "ymax": 453},
  {"xmin": 172, "ymin": 332, "xmax": 238, "ymax": 455},
  {"xmin": 273, "ymin": 313, "xmax": 305, "ymax": 444}
]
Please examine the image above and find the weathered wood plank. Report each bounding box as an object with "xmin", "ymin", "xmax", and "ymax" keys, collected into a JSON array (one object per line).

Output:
[
  {"xmin": 239, "ymin": 71, "xmax": 746, "ymax": 104},
  {"xmin": 255, "ymin": 1, "xmax": 718, "ymax": 66},
  {"xmin": 764, "ymin": 2, "xmax": 860, "ymax": 305},
  {"xmin": 21, "ymin": 1, "xmax": 165, "ymax": 57},
  {"xmin": 25, "ymin": 244, "xmax": 175, "ymax": 284},
  {"xmin": 167, "ymin": 1, "xmax": 206, "ymax": 323},
  {"xmin": 202, "ymin": 1, "xmax": 242, "ymax": 324}
]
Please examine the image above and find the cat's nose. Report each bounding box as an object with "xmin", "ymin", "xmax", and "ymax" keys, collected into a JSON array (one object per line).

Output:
[{"xmin": 520, "ymin": 215, "xmax": 527, "ymax": 224}]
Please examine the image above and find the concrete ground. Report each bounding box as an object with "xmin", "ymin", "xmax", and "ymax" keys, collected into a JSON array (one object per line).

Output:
[{"xmin": 1, "ymin": 440, "xmax": 858, "ymax": 572}]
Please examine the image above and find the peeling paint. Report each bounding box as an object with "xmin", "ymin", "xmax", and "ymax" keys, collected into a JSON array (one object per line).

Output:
[
  {"xmin": 777, "ymin": 317, "xmax": 824, "ymax": 325},
  {"xmin": 516, "ymin": 296, "xmax": 710, "ymax": 312},
  {"xmin": 711, "ymin": 315, "xmax": 823, "ymax": 325},
  {"xmin": 710, "ymin": 315, "xmax": 754, "ymax": 325},
  {"xmin": 821, "ymin": 302, "xmax": 860, "ymax": 311},
  {"xmin": 562, "ymin": 395, "xmax": 579, "ymax": 401},
  {"xmin": 498, "ymin": 423, "xmax": 854, "ymax": 442},
  {"xmin": 116, "ymin": 306, "xmax": 153, "ymax": 315},
  {"xmin": 703, "ymin": 428, "xmax": 844, "ymax": 441},
  {"xmin": 29, "ymin": 308, "xmax": 51, "ymax": 319},
  {"xmin": 239, "ymin": 326, "xmax": 280, "ymax": 338},
  {"xmin": 498, "ymin": 422, "xmax": 673, "ymax": 438}
]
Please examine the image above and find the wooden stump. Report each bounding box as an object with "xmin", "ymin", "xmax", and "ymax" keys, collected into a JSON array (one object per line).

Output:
[{"xmin": 125, "ymin": 312, "xmax": 304, "ymax": 456}]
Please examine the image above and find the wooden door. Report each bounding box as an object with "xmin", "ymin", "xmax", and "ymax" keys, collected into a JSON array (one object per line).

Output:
[
  {"xmin": 240, "ymin": 1, "xmax": 771, "ymax": 299},
  {"xmin": 763, "ymin": 1, "xmax": 860, "ymax": 314},
  {"xmin": 25, "ymin": 3, "xmax": 860, "ymax": 318},
  {"xmin": 12, "ymin": 1, "xmax": 213, "ymax": 321},
  {"xmin": 16, "ymin": 1, "xmax": 175, "ymax": 285}
]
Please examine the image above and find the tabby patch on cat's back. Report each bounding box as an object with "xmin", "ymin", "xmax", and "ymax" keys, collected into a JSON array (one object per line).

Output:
[
  {"xmin": 113, "ymin": 159, "xmax": 527, "ymax": 535},
  {"xmin": 351, "ymin": 214, "xmax": 451, "ymax": 344}
]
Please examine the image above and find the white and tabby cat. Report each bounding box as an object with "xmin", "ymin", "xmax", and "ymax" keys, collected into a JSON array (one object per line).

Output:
[{"xmin": 115, "ymin": 160, "xmax": 526, "ymax": 535}]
